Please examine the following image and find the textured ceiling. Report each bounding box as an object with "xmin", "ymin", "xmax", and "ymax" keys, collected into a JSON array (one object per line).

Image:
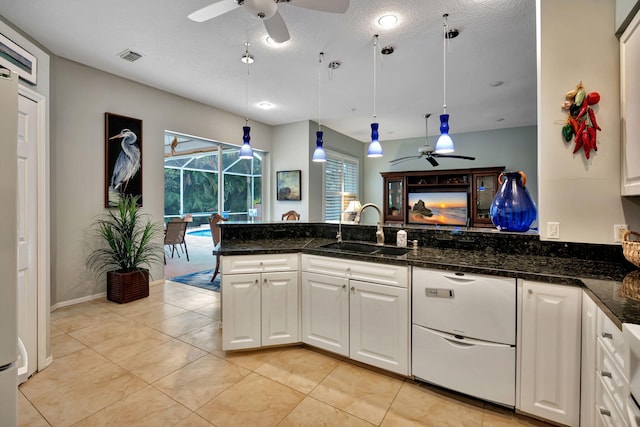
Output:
[{"xmin": 0, "ymin": 0, "xmax": 537, "ymax": 142}]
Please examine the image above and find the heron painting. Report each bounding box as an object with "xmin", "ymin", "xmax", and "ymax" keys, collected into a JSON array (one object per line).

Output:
[{"xmin": 105, "ymin": 113, "xmax": 143, "ymax": 207}]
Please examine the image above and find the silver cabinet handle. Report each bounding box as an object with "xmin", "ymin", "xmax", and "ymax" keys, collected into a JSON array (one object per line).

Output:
[
  {"xmin": 263, "ymin": 278, "xmax": 267, "ymax": 285},
  {"xmin": 601, "ymin": 370, "xmax": 612, "ymax": 378},
  {"xmin": 602, "ymin": 332, "xmax": 613, "ymax": 340},
  {"xmin": 527, "ymin": 289, "xmax": 533, "ymax": 295},
  {"xmin": 599, "ymin": 408, "xmax": 611, "ymax": 417},
  {"xmin": 342, "ymin": 284, "xmax": 346, "ymax": 289}
]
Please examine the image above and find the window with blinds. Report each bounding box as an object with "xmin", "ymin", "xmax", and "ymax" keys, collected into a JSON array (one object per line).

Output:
[{"xmin": 323, "ymin": 151, "xmax": 359, "ymax": 221}]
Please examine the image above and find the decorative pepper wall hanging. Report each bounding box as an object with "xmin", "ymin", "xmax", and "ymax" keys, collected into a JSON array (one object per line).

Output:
[{"xmin": 561, "ymin": 82, "xmax": 601, "ymax": 159}]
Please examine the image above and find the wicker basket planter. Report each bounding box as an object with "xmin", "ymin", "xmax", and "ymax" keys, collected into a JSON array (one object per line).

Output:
[
  {"xmin": 623, "ymin": 231, "xmax": 640, "ymax": 268},
  {"xmin": 107, "ymin": 269, "xmax": 149, "ymax": 304}
]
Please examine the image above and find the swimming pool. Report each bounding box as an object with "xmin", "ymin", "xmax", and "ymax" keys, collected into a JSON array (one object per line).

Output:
[{"xmin": 188, "ymin": 229, "xmax": 212, "ymax": 237}]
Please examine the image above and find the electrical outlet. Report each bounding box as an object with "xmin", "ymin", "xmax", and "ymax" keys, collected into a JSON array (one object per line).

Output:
[
  {"xmin": 547, "ymin": 222, "xmax": 560, "ymax": 239},
  {"xmin": 614, "ymin": 224, "xmax": 629, "ymax": 242}
]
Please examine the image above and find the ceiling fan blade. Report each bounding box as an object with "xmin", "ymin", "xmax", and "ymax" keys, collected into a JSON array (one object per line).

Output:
[
  {"xmin": 389, "ymin": 155, "xmax": 421, "ymax": 164},
  {"xmin": 426, "ymin": 157, "xmax": 439, "ymax": 167},
  {"xmin": 188, "ymin": 0, "xmax": 239, "ymax": 22},
  {"xmin": 436, "ymin": 154, "xmax": 476, "ymax": 160},
  {"xmin": 264, "ymin": 11, "xmax": 290, "ymax": 43},
  {"xmin": 289, "ymin": 0, "xmax": 350, "ymax": 13}
]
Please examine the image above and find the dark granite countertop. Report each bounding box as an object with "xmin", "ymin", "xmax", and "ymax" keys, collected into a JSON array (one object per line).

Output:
[{"xmin": 219, "ymin": 236, "xmax": 640, "ymax": 328}]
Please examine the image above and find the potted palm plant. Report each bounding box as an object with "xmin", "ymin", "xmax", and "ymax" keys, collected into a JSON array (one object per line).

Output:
[{"xmin": 87, "ymin": 195, "xmax": 164, "ymax": 303}]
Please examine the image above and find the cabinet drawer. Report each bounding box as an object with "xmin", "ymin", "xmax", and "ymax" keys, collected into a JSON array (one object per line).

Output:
[
  {"xmin": 301, "ymin": 254, "xmax": 408, "ymax": 288},
  {"xmin": 597, "ymin": 310, "xmax": 627, "ymax": 376},
  {"xmin": 597, "ymin": 338, "xmax": 629, "ymax": 414},
  {"xmin": 595, "ymin": 376, "xmax": 629, "ymax": 427},
  {"xmin": 223, "ymin": 253, "xmax": 298, "ymax": 274}
]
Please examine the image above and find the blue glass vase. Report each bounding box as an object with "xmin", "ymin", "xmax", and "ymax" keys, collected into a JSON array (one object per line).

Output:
[{"xmin": 489, "ymin": 171, "xmax": 537, "ymax": 232}]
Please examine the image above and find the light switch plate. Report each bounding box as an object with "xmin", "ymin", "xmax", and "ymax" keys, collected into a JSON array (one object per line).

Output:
[
  {"xmin": 614, "ymin": 224, "xmax": 629, "ymax": 243},
  {"xmin": 547, "ymin": 222, "xmax": 560, "ymax": 239}
]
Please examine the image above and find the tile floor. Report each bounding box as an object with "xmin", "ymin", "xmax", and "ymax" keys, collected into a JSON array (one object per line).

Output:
[{"xmin": 18, "ymin": 279, "xmax": 553, "ymax": 426}]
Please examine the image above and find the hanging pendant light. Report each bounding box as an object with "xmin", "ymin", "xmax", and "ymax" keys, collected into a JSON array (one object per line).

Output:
[
  {"xmin": 435, "ymin": 14, "xmax": 455, "ymax": 154},
  {"xmin": 312, "ymin": 52, "xmax": 327, "ymax": 162},
  {"xmin": 239, "ymin": 42, "xmax": 254, "ymax": 159},
  {"xmin": 367, "ymin": 35, "xmax": 383, "ymax": 158}
]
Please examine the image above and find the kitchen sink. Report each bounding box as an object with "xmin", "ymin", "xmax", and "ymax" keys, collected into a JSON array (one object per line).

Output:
[{"xmin": 320, "ymin": 241, "xmax": 410, "ymax": 256}]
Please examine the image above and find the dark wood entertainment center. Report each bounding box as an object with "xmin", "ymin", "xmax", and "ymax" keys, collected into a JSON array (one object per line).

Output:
[{"xmin": 381, "ymin": 166, "xmax": 505, "ymax": 227}]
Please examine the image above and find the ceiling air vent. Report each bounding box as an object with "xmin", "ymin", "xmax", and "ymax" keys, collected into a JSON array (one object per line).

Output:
[{"xmin": 118, "ymin": 49, "xmax": 142, "ymax": 62}]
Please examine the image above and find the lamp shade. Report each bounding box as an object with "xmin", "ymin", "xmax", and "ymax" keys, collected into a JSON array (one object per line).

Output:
[
  {"xmin": 239, "ymin": 126, "xmax": 253, "ymax": 159},
  {"xmin": 312, "ymin": 130, "xmax": 326, "ymax": 162},
  {"xmin": 367, "ymin": 122, "xmax": 383, "ymax": 157},
  {"xmin": 345, "ymin": 200, "xmax": 362, "ymax": 213},
  {"xmin": 435, "ymin": 114, "xmax": 454, "ymax": 154}
]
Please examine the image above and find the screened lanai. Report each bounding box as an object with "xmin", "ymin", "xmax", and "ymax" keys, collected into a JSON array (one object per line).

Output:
[{"xmin": 164, "ymin": 132, "xmax": 263, "ymax": 226}]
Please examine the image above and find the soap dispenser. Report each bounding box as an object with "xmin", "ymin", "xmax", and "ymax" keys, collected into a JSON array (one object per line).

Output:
[{"xmin": 396, "ymin": 229, "xmax": 407, "ymax": 247}]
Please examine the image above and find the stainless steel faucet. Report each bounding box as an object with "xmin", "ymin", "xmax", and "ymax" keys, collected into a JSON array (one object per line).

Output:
[{"xmin": 353, "ymin": 203, "xmax": 385, "ymax": 245}]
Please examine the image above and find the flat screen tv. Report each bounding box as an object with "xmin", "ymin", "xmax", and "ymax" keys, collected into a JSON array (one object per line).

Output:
[{"xmin": 407, "ymin": 191, "xmax": 468, "ymax": 226}]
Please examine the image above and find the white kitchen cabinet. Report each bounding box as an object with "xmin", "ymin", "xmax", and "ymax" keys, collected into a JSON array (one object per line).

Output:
[
  {"xmin": 301, "ymin": 271, "xmax": 349, "ymax": 356},
  {"xmin": 349, "ymin": 279, "xmax": 408, "ymax": 374},
  {"xmin": 518, "ymin": 280, "xmax": 582, "ymax": 427},
  {"xmin": 582, "ymin": 291, "xmax": 598, "ymax": 427},
  {"xmin": 222, "ymin": 254, "xmax": 299, "ymax": 351},
  {"xmin": 301, "ymin": 254, "xmax": 409, "ymax": 375},
  {"xmin": 621, "ymin": 8, "xmax": 640, "ymax": 195}
]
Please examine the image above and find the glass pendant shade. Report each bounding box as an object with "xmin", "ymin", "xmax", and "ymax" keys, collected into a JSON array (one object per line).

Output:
[
  {"xmin": 367, "ymin": 122, "xmax": 383, "ymax": 157},
  {"xmin": 435, "ymin": 114, "xmax": 454, "ymax": 154},
  {"xmin": 239, "ymin": 126, "xmax": 253, "ymax": 159},
  {"xmin": 312, "ymin": 130, "xmax": 326, "ymax": 162}
]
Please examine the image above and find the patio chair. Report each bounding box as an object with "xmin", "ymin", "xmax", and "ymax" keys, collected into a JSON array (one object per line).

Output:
[
  {"xmin": 281, "ymin": 210, "xmax": 300, "ymax": 220},
  {"xmin": 164, "ymin": 218, "xmax": 189, "ymax": 262},
  {"xmin": 209, "ymin": 213, "xmax": 226, "ymax": 282}
]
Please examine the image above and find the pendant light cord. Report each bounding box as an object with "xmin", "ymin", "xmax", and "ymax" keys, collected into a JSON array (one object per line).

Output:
[
  {"xmin": 373, "ymin": 35, "xmax": 378, "ymax": 120},
  {"xmin": 318, "ymin": 52, "xmax": 323, "ymax": 131},
  {"xmin": 442, "ymin": 15, "xmax": 448, "ymax": 115},
  {"xmin": 245, "ymin": 43, "xmax": 250, "ymax": 126}
]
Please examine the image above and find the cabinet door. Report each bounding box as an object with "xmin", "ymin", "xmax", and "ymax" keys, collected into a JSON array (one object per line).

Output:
[
  {"xmin": 262, "ymin": 271, "xmax": 299, "ymax": 347},
  {"xmin": 349, "ymin": 280, "xmax": 409, "ymax": 375},
  {"xmin": 621, "ymin": 10, "xmax": 640, "ymax": 195},
  {"xmin": 384, "ymin": 177, "xmax": 404, "ymax": 223},
  {"xmin": 472, "ymin": 172, "xmax": 498, "ymax": 226},
  {"xmin": 519, "ymin": 281, "xmax": 581, "ymax": 427},
  {"xmin": 301, "ymin": 271, "xmax": 349, "ymax": 356},
  {"xmin": 222, "ymin": 273, "xmax": 261, "ymax": 350},
  {"xmin": 581, "ymin": 291, "xmax": 598, "ymax": 427},
  {"xmin": 222, "ymin": 253, "xmax": 298, "ymax": 274}
]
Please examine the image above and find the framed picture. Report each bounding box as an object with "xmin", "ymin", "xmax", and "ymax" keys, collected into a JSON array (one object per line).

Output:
[
  {"xmin": 105, "ymin": 113, "xmax": 143, "ymax": 207},
  {"xmin": 277, "ymin": 170, "xmax": 301, "ymax": 201},
  {"xmin": 0, "ymin": 33, "xmax": 37, "ymax": 84}
]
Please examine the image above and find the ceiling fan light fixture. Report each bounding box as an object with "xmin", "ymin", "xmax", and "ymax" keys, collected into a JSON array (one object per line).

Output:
[
  {"xmin": 244, "ymin": 0, "xmax": 277, "ymax": 20},
  {"xmin": 435, "ymin": 113, "xmax": 454, "ymax": 154}
]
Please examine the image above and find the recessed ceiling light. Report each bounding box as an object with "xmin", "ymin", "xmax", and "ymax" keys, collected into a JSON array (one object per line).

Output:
[
  {"xmin": 490, "ymin": 80, "xmax": 504, "ymax": 87},
  {"xmin": 378, "ymin": 14, "xmax": 398, "ymax": 28},
  {"xmin": 241, "ymin": 53, "xmax": 254, "ymax": 64},
  {"xmin": 257, "ymin": 102, "xmax": 274, "ymax": 110}
]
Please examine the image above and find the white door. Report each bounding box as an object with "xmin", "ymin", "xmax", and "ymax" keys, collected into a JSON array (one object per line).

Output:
[
  {"xmin": 16, "ymin": 93, "xmax": 38, "ymax": 380},
  {"xmin": 301, "ymin": 271, "xmax": 349, "ymax": 356},
  {"xmin": 519, "ymin": 280, "xmax": 581, "ymax": 427},
  {"xmin": 350, "ymin": 280, "xmax": 408, "ymax": 375},
  {"xmin": 222, "ymin": 273, "xmax": 261, "ymax": 350},
  {"xmin": 262, "ymin": 271, "xmax": 298, "ymax": 347}
]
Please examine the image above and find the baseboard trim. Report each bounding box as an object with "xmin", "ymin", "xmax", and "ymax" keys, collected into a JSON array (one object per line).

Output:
[{"xmin": 51, "ymin": 292, "xmax": 106, "ymax": 311}]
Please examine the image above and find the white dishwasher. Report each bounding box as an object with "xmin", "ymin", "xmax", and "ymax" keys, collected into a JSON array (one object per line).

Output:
[{"xmin": 412, "ymin": 267, "xmax": 516, "ymax": 407}]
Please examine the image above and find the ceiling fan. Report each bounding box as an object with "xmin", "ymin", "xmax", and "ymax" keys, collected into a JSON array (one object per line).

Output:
[
  {"xmin": 188, "ymin": 0, "xmax": 350, "ymax": 43},
  {"xmin": 389, "ymin": 114, "xmax": 476, "ymax": 167}
]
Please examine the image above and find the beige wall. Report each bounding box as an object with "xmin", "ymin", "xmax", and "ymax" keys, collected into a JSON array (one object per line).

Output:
[
  {"xmin": 51, "ymin": 57, "xmax": 273, "ymax": 304},
  {"xmin": 537, "ymin": 0, "xmax": 640, "ymax": 243}
]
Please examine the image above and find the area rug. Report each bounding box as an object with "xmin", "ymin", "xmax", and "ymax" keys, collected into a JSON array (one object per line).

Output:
[{"xmin": 169, "ymin": 269, "xmax": 220, "ymax": 292}]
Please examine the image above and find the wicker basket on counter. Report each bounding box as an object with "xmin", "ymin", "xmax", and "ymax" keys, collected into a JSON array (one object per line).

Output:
[{"xmin": 623, "ymin": 230, "xmax": 640, "ymax": 268}]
